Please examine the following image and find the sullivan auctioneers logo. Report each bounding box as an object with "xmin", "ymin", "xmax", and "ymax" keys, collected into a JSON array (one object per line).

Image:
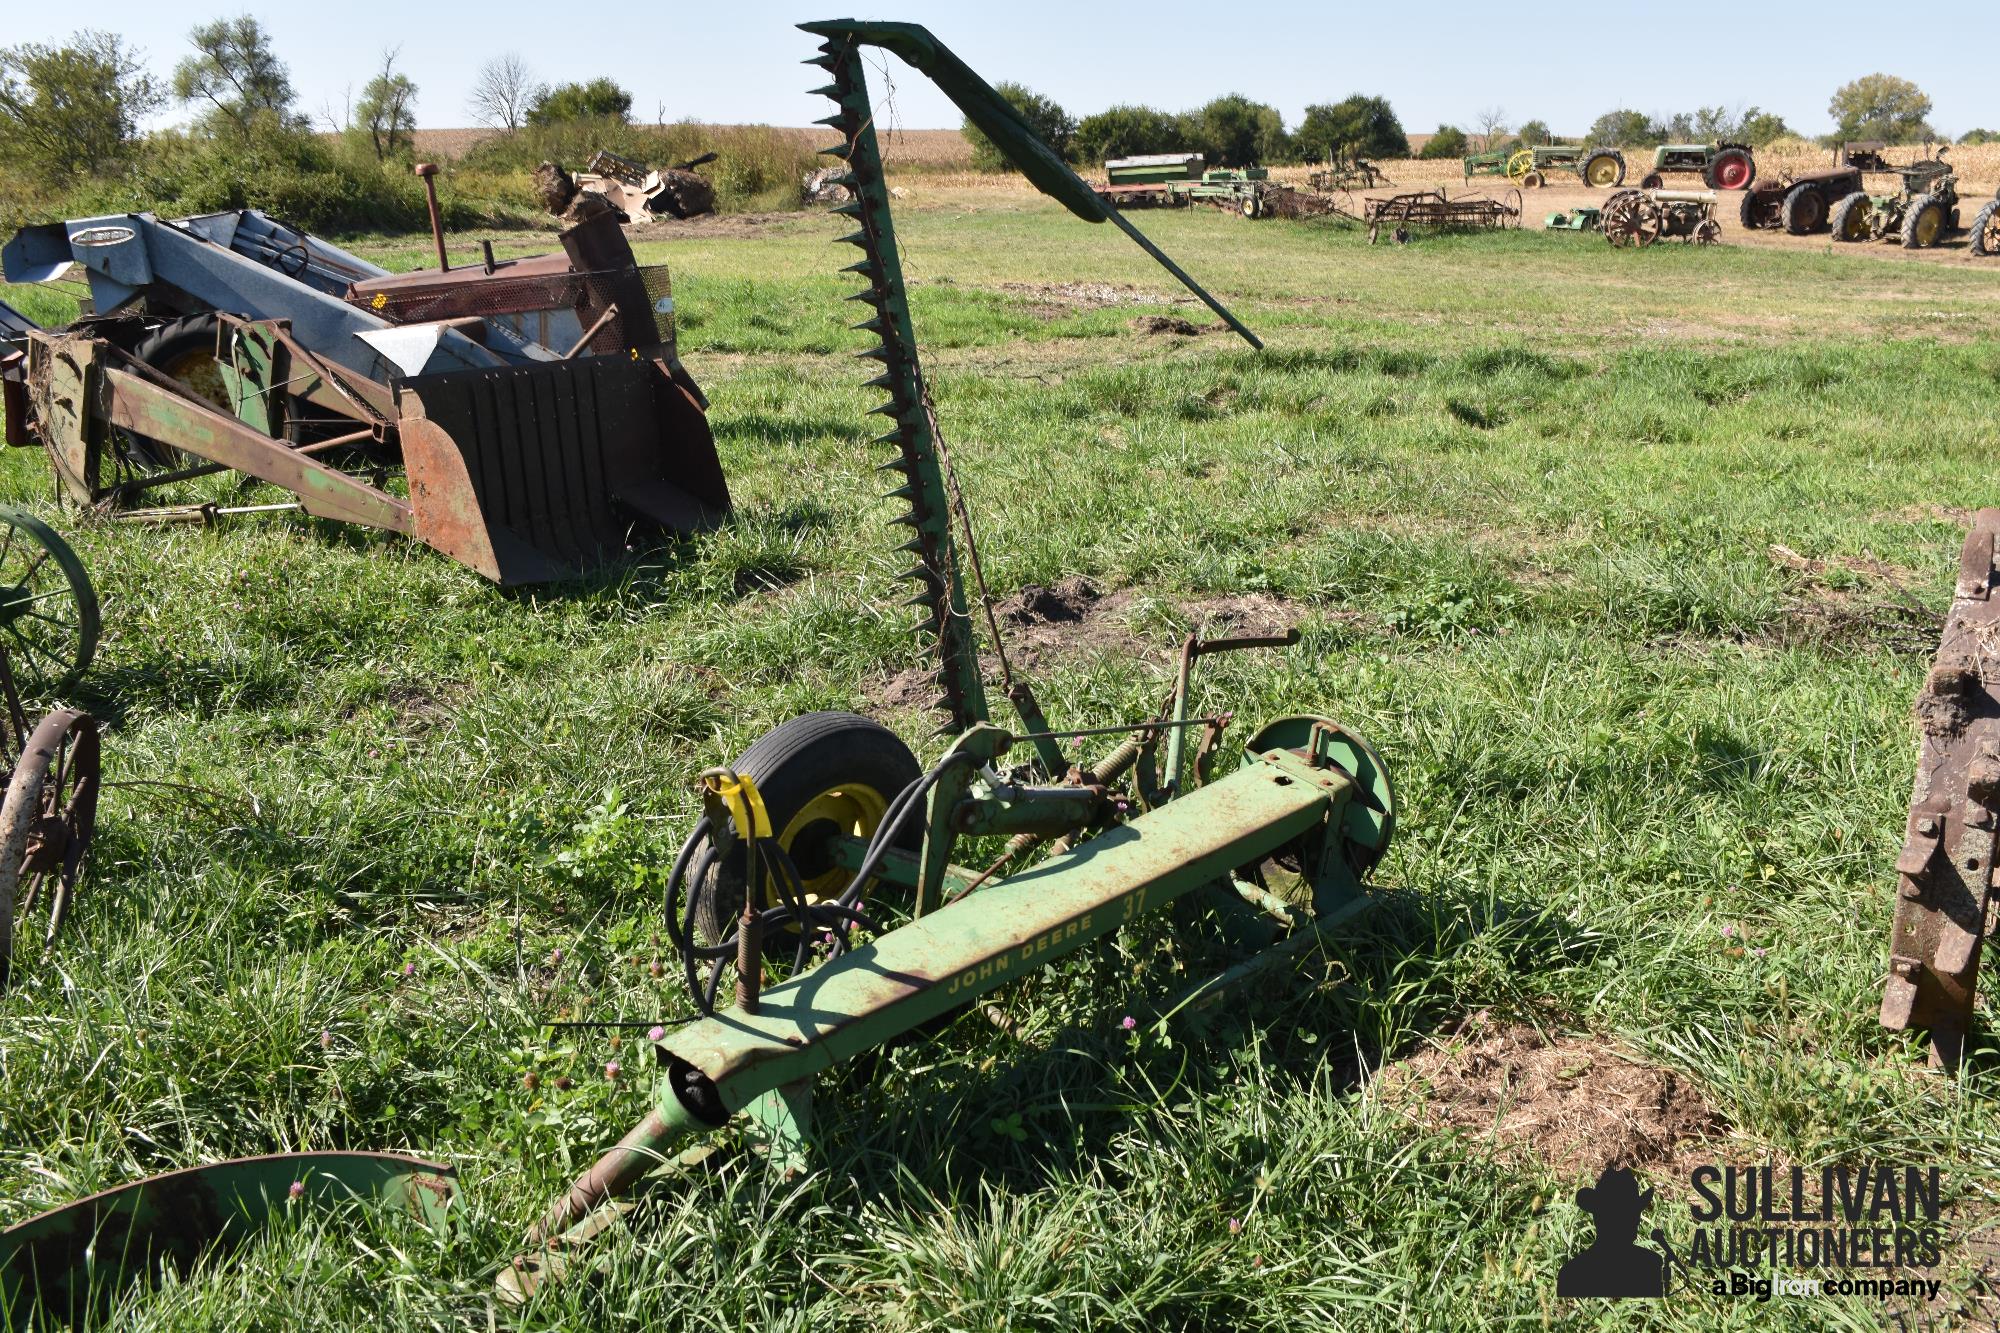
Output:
[{"xmin": 1558, "ymin": 1163, "xmax": 1945, "ymax": 1305}]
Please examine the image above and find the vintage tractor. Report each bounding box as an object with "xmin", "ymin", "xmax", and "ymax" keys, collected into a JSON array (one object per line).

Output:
[
  {"xmin": 1830, "ymin": 157, "xmax": 1961, "ymax": 248},
  {"xmin": 1309, "ymin": 150, "xmax": 1389, "ymax": 192},
  {"xmin": 498, "ymin": 19, "xmax": 1392, "ymax": 1301},
  {"xmin": 1638, "ymin": 142, "xmax": 1757, "ymax": 191},
  {"xmin": 1, "ymin": 197, "xmax": 728, "ymax": 586},
  {"xmin": 1507, "ymin": 144, "xmax": 1626, "ymax": 189},
  {"xmin": 1600, "ymin": 189, "xmax": 1722, "ymax": 247},
  {"xmin": 1737, "ymin": 166, "xmax": 1865, "ymax": 234}
]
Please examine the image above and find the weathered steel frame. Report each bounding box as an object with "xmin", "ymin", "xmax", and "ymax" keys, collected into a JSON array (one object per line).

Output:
[{"xmin": 1882, "ymin": 508, "xmax": 2000, "ymax": 1068}]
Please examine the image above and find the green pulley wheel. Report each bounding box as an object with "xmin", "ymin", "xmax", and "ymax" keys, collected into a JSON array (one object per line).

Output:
[{"xmin": 0, "ymin": 509, "xmax": 98, "ymax": 698}]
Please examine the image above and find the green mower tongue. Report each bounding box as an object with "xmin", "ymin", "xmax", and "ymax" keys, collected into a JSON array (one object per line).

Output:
[{"xmin": 799, "ymin": 18, "xmax": 1262, "ymax": 349}]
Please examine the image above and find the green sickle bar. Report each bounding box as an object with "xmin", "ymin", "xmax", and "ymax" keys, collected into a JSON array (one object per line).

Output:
[{"xmin": 800, "ymin": 19, "xmax": 1262, "ymax": 350}]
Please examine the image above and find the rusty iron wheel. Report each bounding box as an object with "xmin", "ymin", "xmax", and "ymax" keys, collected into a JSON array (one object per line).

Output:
[
  {"xmin": 0, "ymin": 509, "xmax": 98, "ymax": 699},
  {"xmin": 0, "ymin": 709, "xmax": 99, "ymax": 991},
  {"xmin": 1603, "ymin": 195, "xmax": 1662, "ymax": 248}
]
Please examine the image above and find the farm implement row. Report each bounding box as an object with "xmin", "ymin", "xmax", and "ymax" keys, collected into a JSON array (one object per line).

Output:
[
  {"xmin": 1362, "ymin": 187, "xmax": 1523, "ymax": 242},
  {"xmin": 1, "ymin": 200, "xmax": 729, "ymax": 587}
]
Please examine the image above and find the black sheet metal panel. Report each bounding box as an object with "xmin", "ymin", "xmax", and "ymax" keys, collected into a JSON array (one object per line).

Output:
[
  {"xmin": 1882, "ymin": 508, "xmax": 2000, "ymax": 1067},
  {"xmin": 397, "ymin": 354, "xmax": 727, "ymax": 585}
]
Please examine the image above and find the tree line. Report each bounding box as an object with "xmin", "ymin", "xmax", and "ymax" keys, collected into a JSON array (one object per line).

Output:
[
  {"xmin": 0, "ymin": 22, "xmax": 808, "ymax": 231},
  {"xmin": 970, "ymin": 73, "xmax": 1975, "ymax": 170}
]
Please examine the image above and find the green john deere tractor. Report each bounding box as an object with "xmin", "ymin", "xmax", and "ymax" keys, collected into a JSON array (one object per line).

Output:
[
  {"xmin": 1830, "ymin": 156, "xmax": 1962, "ymax": 249},
  {"xmin": 1637, "ymin": 142, "xmax": 1757, "ymax": 190}
]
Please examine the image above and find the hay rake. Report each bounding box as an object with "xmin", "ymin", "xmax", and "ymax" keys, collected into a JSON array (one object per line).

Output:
[{"xmin": 500, "ymin": 19, "xmax": 1392, "ymax": 1298}]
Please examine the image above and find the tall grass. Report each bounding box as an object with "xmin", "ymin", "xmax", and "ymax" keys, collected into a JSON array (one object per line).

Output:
[{"xmin": 462, "ymin": 119, "xmax": 817, "ymax": 213}]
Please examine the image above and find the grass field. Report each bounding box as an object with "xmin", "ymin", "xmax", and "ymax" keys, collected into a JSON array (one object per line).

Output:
[{"xmin": 4, "ymin": 197, "xmax": 2000, "ymax": 1329}]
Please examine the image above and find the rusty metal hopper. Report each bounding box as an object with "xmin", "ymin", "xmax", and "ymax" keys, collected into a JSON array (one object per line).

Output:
[{"xmin": 397, "ymin": 354, "xmax": 727, "ymax": 585}]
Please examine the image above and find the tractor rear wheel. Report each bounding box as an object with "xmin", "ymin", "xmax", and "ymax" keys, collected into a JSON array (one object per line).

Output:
[
  {"xmin": 1706, "ymin": 148, "xmax": 1755, "ymax": 190},
  {"xmin": 1581, "ymin": 150, "xmax": 1625, "ymax": 188},
  {"xmin": 1830, "ymin": 192, "xmax": 1873, "ymax": 242},
  {"xmin": 1781, "ymin": 184, "xmax": 1829, "ymax": 235},
  {"xmin": 1522, "ymin": 171, "xmax": 1545, "ymax": 188},
  {"xmin": 691, "ymin": 711, "xmax": 922, "ymax": 948},
  {"xmin": 1902, "ymin": 195, "xmax": 1947, "ymax": 248},
  {"xmin": 1972, "ymin": 199, "xmax": 2000, "ymax": 257},
  {"xmin": 1738, "ymin": 188, "xmax": 1762, "ymax": 230},
  {"xmin": 1506, "ymin": 150, "xmax": 1535, "ymax": 183}
]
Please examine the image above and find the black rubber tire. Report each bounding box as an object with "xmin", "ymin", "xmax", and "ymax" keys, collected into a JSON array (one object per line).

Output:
[
  {"xmin": 1639, "ymin": 172, "xmax": 1664, "ymax": 190},
  {"xmin": 1830, "ymin": 191, "xmax": 1872, "ymax": 243},
  {"xmin": 1902, "ymin": 196, "xmax": 1947, "ymax": 249},
  {"xmin": 694, "ymin": 711, "xmax": 921, "ymax": 946},
  {"xmin": 1781, "ymin": 184, "xmax": 1829, "ymax": 235},
  {"xmin": 1738, "ymin": 188, "xmax": 1762, "ymax": 230},
  {"xmin": 1972, "ymin": 199, "xmax": 2000, "ymax": 257},
  {"xmin": 1580, "ymin": 149, "xmax": 1625, "ymax": 188},
  {"xmin": 126, "ymin": 315, "xmax": 229, "ymax": 470},
  {"xmin": 1704, "ymin": 147, "xmax": 1756, "ymax": 191}
]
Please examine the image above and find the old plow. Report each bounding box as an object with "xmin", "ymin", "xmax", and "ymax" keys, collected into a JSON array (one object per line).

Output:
[
  {"xmin": 1882, "ymin": 509, "xmax": 2000, "ymax": 1067},
  {"xmin": 1, "ymin": 199, "xmax": 727, "ymax": 586},
  {"xmin": 500, "ymin": 18, "xmax": 1390, "ymax": 1301}
]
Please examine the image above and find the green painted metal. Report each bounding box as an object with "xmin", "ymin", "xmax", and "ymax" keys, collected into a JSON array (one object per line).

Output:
[
  {"xmin": 101, "ymin": 364, "xmax": 414, "ymax": 534},
  {"xmin": 0, "ymin": 1152, "xmax": 453, "ymax": 1323}
]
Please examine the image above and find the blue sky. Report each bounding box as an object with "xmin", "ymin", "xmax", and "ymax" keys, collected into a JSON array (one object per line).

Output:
[{"xmin": 16, "ymin": 2, "xmax": 1993, "ymax": 140}]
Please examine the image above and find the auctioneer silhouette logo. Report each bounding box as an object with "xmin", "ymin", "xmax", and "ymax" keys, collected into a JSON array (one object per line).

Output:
[{"xmin": 1558, "ymin": 1167, "xmax": 1666, "ymax": 1299}]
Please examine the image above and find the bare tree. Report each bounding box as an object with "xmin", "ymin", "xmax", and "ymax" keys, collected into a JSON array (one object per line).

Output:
[
  {"xmin": 1473, "ymin": 106, "xmax": 1509, "ymax": 150},
  {"xmin": 468, "ymin": 52, "xmax": 534, "ymax": 131},
  {"xmin": 355, "ymin": 46, "xmax": 416, "ymax": 160}
]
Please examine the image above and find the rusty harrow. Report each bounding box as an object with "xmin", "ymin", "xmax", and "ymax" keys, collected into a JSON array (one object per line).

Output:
[{"xmin": 1361, "ymin": 187, "xmax": 1522, "ymax": 242}]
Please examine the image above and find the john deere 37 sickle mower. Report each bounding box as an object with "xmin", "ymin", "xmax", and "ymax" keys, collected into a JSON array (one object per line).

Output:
[{"xmin": 500, "ymin": 19, "xmax": 1388, "ymax": 1297}]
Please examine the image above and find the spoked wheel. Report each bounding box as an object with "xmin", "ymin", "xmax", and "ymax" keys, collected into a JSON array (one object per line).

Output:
[
  {"xmin": 1604, "ymin": 196, "xmax": 1663, "ymax": 248},
  {"xmin": 1506, "ymin": 150, "xmax": 1535, "ymax": 183},
  {"xmin": 0, "ymin": 710, "xmax": 100, "ymax": 991},
  {"xmin": 1693, "ymin": 219, "xmax": 1722, "ymax": 245},
  {"xmin": 0, "ymin": 509, "xmax": 99, "ymax": 698}
]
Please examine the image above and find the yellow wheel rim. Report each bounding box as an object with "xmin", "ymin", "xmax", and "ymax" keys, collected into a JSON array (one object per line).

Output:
[
  {"xmin": 162, "ymin": 350, "xmax": 231, "ymax": 411},
  {"xmin": 1841, "ymin": 209, "xmax": 1870, "ymax": 241},
  {"xmin": 1506, "ymin": 150, "xmax": 1534, "ymax": 182},
  {"xmin": 777, "ymin": 782, "xmax": 891, "ymax": 899},
  {"xmin": 1914, "ymin": 210, "xmax": 1941, "ymax": 246},
  {"xmin": 1586, "ymin": 158, "xmax": 1615, "ymax": 187}
]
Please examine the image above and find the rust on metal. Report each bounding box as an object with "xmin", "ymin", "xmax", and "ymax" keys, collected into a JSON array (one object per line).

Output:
[{"xmin": 1882, "ymin": 508, "xmax": 2000, "ymax": 1067}]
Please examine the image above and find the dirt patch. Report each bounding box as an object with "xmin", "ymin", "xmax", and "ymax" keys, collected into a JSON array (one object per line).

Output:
[
  {"xmin": 995, "ymin": 281, "xmax": 1175, "ymax": 311},
  {"xmin": 1377, "ymin": 1012, "xmax": 1725, "ymax": 1182},
  {"xmin": 1129, "ymin": 314, "xmax": 1221, "ymax": 337},
  {"xmin": 624, "ymin": 210, "xmax": 808, "ymax": 240},
  {"xmin": 863, "ymin": 581, "xmax": 1317, "ymax": 713}
]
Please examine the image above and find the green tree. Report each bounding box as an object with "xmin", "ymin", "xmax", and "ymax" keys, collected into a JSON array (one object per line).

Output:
[
  {"xmin": 1587, "ymin": 109, "xmax": 1656, "ymax": 147},
  {"xmin": 1182, "ymin": 94, "xmax": 1287, "ymax": 166},
  {"xmin": 1962, "ymin": 128, "xmax": 1998, "ymax": 145},
  {"xmin": 1417, "ymin": 125, "xmax": 1468, "ymax": 159},
  {"xmin": 527, "ymin": 77, "xmax": 631, "ymax": 126},
  {"xmin": 1072, "ymin": 104, "xmax": 1182, "ymax": 164},
  {"xmin": 173, "ymin": 16, "xmax": 300, "ymax": 139},
  {"xmin": 1736, "ymin": 107, "xmax": 1792, "ymax": 146},
  {"xmin": 353, "ymin": 47, "xmax": 416, "ymax": 161},
  {"xmin": 963, "ymin": 82, "xmax": 1072, "ymax": 171},
  {"xmin": 1515, "ymin": 119, "xmax": 1551, "ymax": 147},
  {"xmin": 1828, "ymin": 74, "xmax": 1933, "ymax": 143},
  {"xmin": 1295, "ymin": 95, "xmax": 1407, "ymax": 161},
  {"xmin": 0, "ymin": 30, "xmax": 160, "ymax": 181}
]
